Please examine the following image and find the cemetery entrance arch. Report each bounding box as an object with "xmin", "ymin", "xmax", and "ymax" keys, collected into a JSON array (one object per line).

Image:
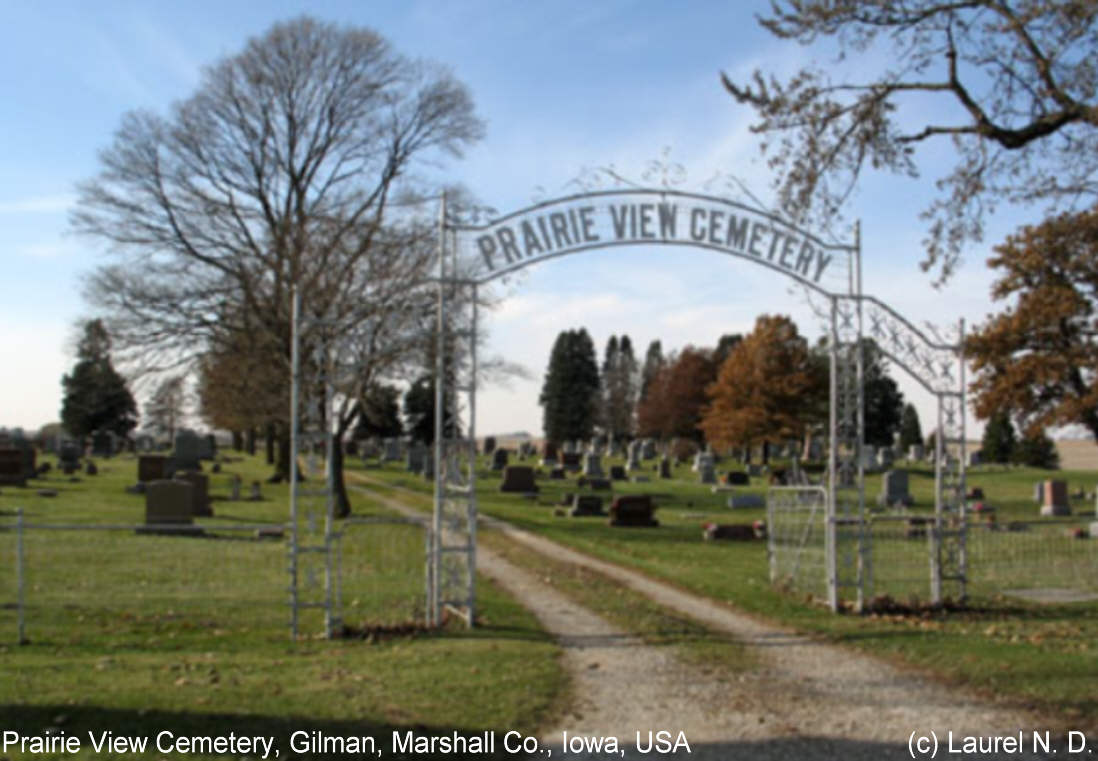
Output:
[{"xmin": 432, "ymin": 188, "xmax": 967, "ymax": 621}]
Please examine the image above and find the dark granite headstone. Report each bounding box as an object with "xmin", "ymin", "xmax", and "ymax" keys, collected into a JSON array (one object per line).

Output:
[
  {"xmin": 175, "ymin": 471, "xmax": 212, "ymax": 516},
  {"xmin": 500, "ymin": 465, "xmax": 538, "ymax": 493},
  {"xmin": 570, "ymin": 494, "xmax": 605, "ymax": 517},
  {"xmin": 491, "ymin": 448, "xmax": 509, "ymax": 472},
  {"xmin": 609, "ymin": 465, "xmax": 627, "ymax": 481},
  {"xmin": 608, "ymin": 495, "xmax": 659, "ymax": 527},
  {"xmin": 138, "ymin": 455, "xmax": 172, "ymax": 483}
]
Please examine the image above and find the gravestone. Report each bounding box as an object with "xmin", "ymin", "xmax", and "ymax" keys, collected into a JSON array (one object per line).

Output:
[
  {"xmin": 626, "ymin": 441, "xmax": 642, "ymax": 471},
  {"xmin": 608, "ymin": 495, "xmax": 659, "ymax": 527},
  {"xmin": 541, "ymin": 441, "xmax": 559, "ymax": 467},
  {"xmin": 725, "ymin": 471, "xmax": 749, "ymax": 486},
  {"xmin": 908, "ymin": 444, "xmax": 924, "ymax": 461},
  {"xmin": 250, "ymin": 481, "xmax": 263, "ymax": 501},
  {"xmin": 877, "ymin": 470, "xmax": 914, "ymax": 508},
  {"xmin": 173, "ymin": 430, "xmax": 203, "ymax": 471},
  {"xmin": 562, "ymin": 441, "xmax": 576, "ymax": 455},
  {"xmin": 579, "ymin": 476, "xmax": 611, "ymax": 490},
  {"xmin": 561, "ymin": 452, "xmax": 581, "ymax": 472},
  {"xmin": 728, "ymin": 494, "xmax": 765, "ymax": 509},
  {"xmin": 144, "ymin": 480, "xmax": 194, "ymax": 525},
  {"xmin": 569, "ymin": 494, "xmax": 605, "ymax": 517},
  {"xmin": 807, "ymin": 438, "xmax": 824, "ymax": 461},
  {"xmin": 138, "ymin": 455, "xmax": 171, "ymax": 483},
  {"xmin": 491, "ymin": 448, "xmax": 509, "ymax": 472},
  {"xmin": 381, "ymin": 438, "xmax": 401, "ymax": 463},
  {"xmin": 59, "ymin": 440, "xmax": 80, "ymax": 475},
  {"xmin": 91, "ymin": 430, "xmax": 114, "ymax": 458},
  {"xmin": 1039, "ymin": 480, "xmax": 1071, "ymax": 516},
  {"xmin": 658, "ymin": 456, "xmax": 672, "ymax": 479},
  {"xmin": 407, "ymin": 443, "xmax": 427, "ymax": 473},
  {"xmin": 876, "ymin": 448, "xmax": 894, "ymax": 470},
  {"xmin": 582, "ymin": 452, "xmax": 604, "ymax": 478},
  {"xmin": 85, "ymin": 461, "xmax": 98, "ymax": 476},
  {"xmin": 135, "ymin": 434, "xmax": 155, "ymax": 453},
  {"xmin": 500, "ymin": 465, "xmax": 538, "ymax": 493},
  {"xmin": 483, "ymin": 436, "xmax": 497, "ymax": 455},
  {"xmin": 699, "ymin": 461, "xmax": 716, "ymax": 485},
  {"xmin": 175, "ymin": 471, "xmax": 212, "ymax": 517},
  {"xmin": 548, "ymin": 467, "xmax": 566, "ymax": 480},
  {"xmin": 1033, "ymin": 482, "xmax": 1044, "ymax": 504},
  {"xmin": 967, "ymin": 449, "xmax": 983, "ymax": 467},
  {"xmin": 609, "ymin": 464, "xmax": 627, "ymax": 481},
  {"xmin": 641, "ymin": 438, "xmax": 657, "ymax": 460},
  {"xmin": 519, "ymin": 441, "xmax": 535, "ymax": 459},
  {"xmin": 230, "ymin": 475, "xmax": 242, "ymax": 501},
  {"xmin": 199, "ymin": 434, "xmax": 217, "ymax": 460},
  {"xmin": 0, "ymin": 449, "xmax": 25, "ymax": 486},
  {"xmin": 860, "ymin": 445, "xmax": 878, "ymax": 472}
]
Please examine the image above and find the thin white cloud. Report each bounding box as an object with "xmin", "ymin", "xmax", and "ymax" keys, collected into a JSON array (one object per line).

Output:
[{"xmin": 0, "ymin": 194, "xmax": 75, "ymax": 214}]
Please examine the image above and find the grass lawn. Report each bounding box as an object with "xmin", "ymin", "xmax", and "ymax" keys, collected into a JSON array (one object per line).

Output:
[
  {"xmin": 352, "ymin": 453, "xmax": 1098, "ymax": 732},
  {"xmin": 0, "ymin": 452, "xmax": 567, "ymax": 759}
]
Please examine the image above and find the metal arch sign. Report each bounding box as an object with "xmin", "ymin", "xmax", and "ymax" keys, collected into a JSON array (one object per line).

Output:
[{"xmin": 449, "ymin": 189, "xmax": 855, "ymax": 293}]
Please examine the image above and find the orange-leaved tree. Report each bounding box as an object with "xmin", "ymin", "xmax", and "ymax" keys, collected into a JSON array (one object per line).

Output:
[
  {"xmin": 635, "ymin": 346, "xmax": 717, "ymax": 444},
  {"xmin": 967, "ymin": 204, "xmax": 1098, "ymax": 443},
  {"xmin": 701, "ymin": 314, "xmax": 826, "ymax": 459}
]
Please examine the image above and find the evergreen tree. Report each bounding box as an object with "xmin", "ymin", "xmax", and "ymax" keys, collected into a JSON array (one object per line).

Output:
[
  {"xmin": 861, "ymin": 339, "xmax": 905, "ymax": 448},
  {"xmin": 981, "ymin": 410, "xmax": 1016, "ymax": 464},
  {"xmin": 639, "ymin": 340, "xmax": 664, "ymax": 403},
  {"xmin": 354, "ymin": 383, "xmax": 403, "ymax": 440},
  {"xmin": 1014, "ymin": 428, "xmax": 1059, "ymax": 469},
  {"xmin": 539, "ymin": 329, "xmax": 601, "ymax": 443},
  {"xmin": 898, "ymin": 403, "xmax": 923, "ymax": 452},
  {"xmin": 402, "ymin": 375, "xmax": 460, "ymax": 444},
  {"xmin": 60, "ymin": 319, "xmax": 138, "ymax": 439},
  {"xmin": 600, "ymin": 334, "xmax": 638, "ymax": 443}
]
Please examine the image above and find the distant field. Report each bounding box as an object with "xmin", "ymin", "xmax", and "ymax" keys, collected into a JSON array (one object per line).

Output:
[{"xmin": 1056, "ymin": 439, "xmax": 1098, "ymax": 471}]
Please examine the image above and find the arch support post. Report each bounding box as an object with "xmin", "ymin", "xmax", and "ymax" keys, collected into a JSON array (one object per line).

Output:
[{"xmin": 430, "ymin": 193, "xmax": 477, "ymax": 628}]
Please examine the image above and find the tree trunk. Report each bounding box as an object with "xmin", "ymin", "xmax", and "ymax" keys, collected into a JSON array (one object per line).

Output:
[
  {"xmin": 762, "ymin": 440, "xmax": 770, "ymax": 465},
  {"xmin": 246, "ymin": 427, "xmax": 257, "ymax": 456},
  {"xmin": 275, "ymin": 422, "xmax": 291, "ymax": 481},
  {"xmin": 232, "ymin": 430, "xmax": 243, "ymax": 451},
  {"xmin": 330, "ymin": 407, "xmax": 360, "ymax": 519},
  {"xmin": 265, "ymin": 422, "xmax": 275, "ymax": 465}
]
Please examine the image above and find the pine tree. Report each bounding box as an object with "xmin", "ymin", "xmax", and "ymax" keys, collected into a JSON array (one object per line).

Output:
[
  {"xmin": 539, "ymin": 329, "xmax": 601, "ymax": 443},
  {"xmin": 600, "ymin": 334, "xmax": 638, "ymax": 443},
  {"xmin": 1014, "ymin": 428, "xmax": 1059, "ymax": 469},
  {"xmin": 639, "ymin": 340, "xmax": 664, "ymax": 404},
  {"xmin": 60, "ymin": 320, "xmax": 138, "ymax": 439},
  {"xmin": 354, "ymin": 383, "xmax": 403, "ymax": 440},
  {"xmin": 862, "ymin": 339, "xmax": 905, "ymax": 448},
  {"xmin": 981, "ymin": 410, "xmax": 1016, "ymax": 464},
  {"xmin": 898, "ymin": 403, "xmax": 923, "ymax": 452}
]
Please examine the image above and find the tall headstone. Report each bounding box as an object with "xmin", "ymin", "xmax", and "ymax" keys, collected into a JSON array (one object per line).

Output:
[
  {"xmin": 59, "ymin": 440, "xmax": 80, "ymax": 475},
  {"xmin": 491, "ymin": 448, "xmax": 509, "ymax": 472},
  {"xmin": 173, "ymin": 430, "xmax": 203, "ymax": 471},
  {"xmin": 698, "ymin": 456, "xmax": 716, "ymax": 485},
  {"xmin": 658, "ymin": 456, "xmax": 672, "ymax": 479},
  {"xmin": 626, "ymin": 441, "xmax": 642, "ymax": 472},
  {"xmin": 541, "ymin": 441, "xmax": 559, "ymax": 467},
  {"xmin": 1040, "ymin": 480, "xmax": 1071, "ymax": 516},
  {"xmin": 483, "ymin": 436, "xmax": 497, "ymax": 455},
  {"xmin": 877, "ymin": 470, "xmax": 913, "ymax": 508},
  {"xmin": 582, "ymin": 452, "xmax": 604, "ymax": 478},
  {"xmin": 407, "ymin": 443, "xmax": 427, "ymax": 473},
  {"xmin": 908, "ymin": 444, "xmax": 924, "ymax": 461},
  {"xmin": 640, "ymin": 438, "xmax": 656, "ymax": 460},
  {"xmin": 381, "ymin": 438, "xmax": 401, "ymax": 463},
  {"xmin": 175, "ymin": 471, "xmax": 212, "ymax": 517}
]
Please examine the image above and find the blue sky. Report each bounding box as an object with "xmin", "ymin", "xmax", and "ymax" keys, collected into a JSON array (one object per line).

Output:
[{"xmin": 1, "ymin": 1, "xmax": 1031, "ymax": 438}]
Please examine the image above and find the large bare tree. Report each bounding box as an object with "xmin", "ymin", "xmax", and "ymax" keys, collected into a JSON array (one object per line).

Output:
[
  {"xmin": 723, "ymin": 1, "xmax": 1098, "ymax": 284},
  {"xmin": 72, "ymin": 16, "xmax": 484, "ymax": 500}
]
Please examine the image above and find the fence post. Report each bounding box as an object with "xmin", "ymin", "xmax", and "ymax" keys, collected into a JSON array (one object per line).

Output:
[{"xmin": 16, "ymin": 507, "xmax": 26, "ymax": 645}]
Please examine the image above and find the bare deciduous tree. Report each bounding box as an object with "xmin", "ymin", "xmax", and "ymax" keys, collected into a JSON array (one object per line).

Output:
[
  {"xmin": 723, "ymin": 1, "xmax": 1098, "ymax": 284},
  {"xmin": 72, "ymin": 16, "xmax": 484, "ymax": 502}
]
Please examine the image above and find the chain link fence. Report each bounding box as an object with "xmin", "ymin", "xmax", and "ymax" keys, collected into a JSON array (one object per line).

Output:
[
  {"xmin": 768, "ymin": 490, "xmax": 1098, "ymax": 609},
  {"xmin": 0, "ymin": 510, "xmax": 433, "ymax": 645}
]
